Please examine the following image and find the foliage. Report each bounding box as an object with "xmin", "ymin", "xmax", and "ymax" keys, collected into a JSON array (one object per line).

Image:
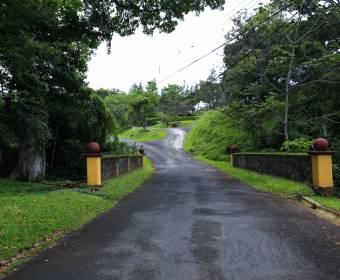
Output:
[
  {"xmin": 160, "ymin": 84, "xmax": 195, "ymax": 123},
  {"xmin": 0, "ymin": 158, "xmax": 154, "ymax": 275},
  {"xmin": 184, "ymin": 111, "xmax": 254, "ymax": 161},
  {"xmin": 190, "ymin": 0, "xmax": 340, "ymax": 151},
  {"xmin": 281, "ymin": 138, "xmax": 313, "ymax": 153},
  {"xmin": 46, "ymin": 90, "xmax": 116, "ymax": 180},
  {"xmin": 0, "ymin": 0, "xmax": 224, "ymax": 181},
  {"xmin": 189, "ymin": 0, "xmax": 340, "ymax": 190},
  {"xmin": 104, "ymin": 92, "xmax": 131, "ymax": 127},
  {"xmin": 103, "ymin": 140, "xmax": 139, "ymax": 156},
  {"xmin": 128, "ymin": 91, "xmax": 159, "ymax": 128}
]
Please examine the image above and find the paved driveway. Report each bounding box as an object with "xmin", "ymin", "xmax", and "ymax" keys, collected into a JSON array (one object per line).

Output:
[{"xmin": 5, "ymin": 128, "xmax": 340, "ymax": 280}]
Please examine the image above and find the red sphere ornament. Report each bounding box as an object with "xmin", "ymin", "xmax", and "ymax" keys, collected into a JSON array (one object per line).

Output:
[
  {"xmin": 313, "ymin": 138, "xmax": 329, "ymax": 151},
  {"xmin": 87, "ymin": 142, "xmax": 101, "ymax": 153}
]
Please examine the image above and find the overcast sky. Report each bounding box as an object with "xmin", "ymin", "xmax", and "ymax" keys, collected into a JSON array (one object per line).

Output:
[{"xmin": 87, "ymin": 0, "xmax": 268, "ymax": 92}]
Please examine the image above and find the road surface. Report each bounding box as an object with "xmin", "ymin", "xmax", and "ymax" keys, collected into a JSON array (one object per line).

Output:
[{"xmin": 5, "ymin": 128, "xmax": 340, "ymax": 280}]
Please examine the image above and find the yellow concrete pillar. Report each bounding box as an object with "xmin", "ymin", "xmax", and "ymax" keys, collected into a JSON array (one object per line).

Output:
[
  {"xmin": 86, "ymin": 142, "xmax": 102, "ymax": 187},
  {"xmin": 86, "ymin": 156, "xmax": 102, "ymax": 186},
  {"xmin": 309, "ymin": 151, "xmax": 334, "ymax": 195}
]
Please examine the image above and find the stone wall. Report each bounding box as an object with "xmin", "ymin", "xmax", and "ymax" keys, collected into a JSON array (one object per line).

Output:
[
  {"xmin": 232, "ymin": 153, "xmax": 312, "ymax": 183},
  {"xmin": 101, "ymin": 155, "xmax": 143, "ymax": 181}
]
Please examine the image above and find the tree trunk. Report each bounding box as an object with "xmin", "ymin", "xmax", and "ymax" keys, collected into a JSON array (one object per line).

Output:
[
  {"xmin": 50, "ymin": 120, "xmax": 61, "ymax": 169},
  {"xmin": 284, "ymin": 45, "xmax": 296, "ymax": 142},
  {"xmin": 284, "ymin": 6, "xmax": 302, "ymax": 143},
  {"xmin": 321, "ymin": 119, "xmax": 328, "ymax": 137},
  {"xmin": 10, "ymin": 142, "xmax": 46, "ymax": 182}
]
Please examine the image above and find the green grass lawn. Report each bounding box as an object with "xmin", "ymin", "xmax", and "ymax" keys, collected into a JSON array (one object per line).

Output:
[
  {"xmin": 178, "ymin": 120, "xmax": 198, "ymax": 127},
  {"xmin": 0, "ymin": 158, "xmax": 154, "ymax": 275},
  {"xmin": 118, "ymin": 127, "xmax": 167, "ymax": 142},
  {"xmin": 312, "ymin": 196, "xmax": 340, "ymax": 211},
  {"xmin": 149, "ymin": 120, "xmax": 198, "ymax": 129}
]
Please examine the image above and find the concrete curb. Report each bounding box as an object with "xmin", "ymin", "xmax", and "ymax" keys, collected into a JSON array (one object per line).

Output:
[{"xmin": 296, "ymin": 196, "xmax": 340, "ymax": 225}]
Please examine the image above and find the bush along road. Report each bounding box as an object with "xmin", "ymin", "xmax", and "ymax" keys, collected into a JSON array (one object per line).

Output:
[{"xmin": 4, "ymin": 128, "xmax": 340, "ymax": 280}]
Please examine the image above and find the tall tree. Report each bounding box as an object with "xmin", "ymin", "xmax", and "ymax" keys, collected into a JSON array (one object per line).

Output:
[
  {"xmin": 0, "ymin": 0, "xmax": 225, "ymax": 181},
  {"xmin": 217, "ymin": 0, "xmax": 340, "ymax": 149}
]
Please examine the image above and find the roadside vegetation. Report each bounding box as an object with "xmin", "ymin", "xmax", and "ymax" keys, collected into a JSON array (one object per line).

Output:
[
  {"xmin": 185, "ymin": 115, "xmax": 340, "ymax": 211},
  {"xmin": 312, "ymin": 197, "xmax": 340, "ymax": 211},
  {"xmin": 0, "ymin": 158, "xmax": 153, "ymax": 276},
  {"xmin": 180, "ymin": 0, "xmax": 340, "ymax": 207},
  {"xmin": 184, "ymin": 111, "xmax": 253, "ymax": 161},
  {"xmin": 0, "ymin": 0, "xmax": 219, "ymax": 183},
  {"xmin": 1, "ymin": 0, "xmax": 339, "ymax": 273}
]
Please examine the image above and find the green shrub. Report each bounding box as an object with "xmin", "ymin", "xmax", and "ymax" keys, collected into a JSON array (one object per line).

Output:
[
  {"xmin": 281, "ymin": 137, "xmax": 313, "ymax": 153},
  {"xmin": 103, "ymin": 140, "xmax": 138, "ymax": 156},
  {"xmin": 184, "ymin": 110, "xmax": 254, "ymax": 161}
]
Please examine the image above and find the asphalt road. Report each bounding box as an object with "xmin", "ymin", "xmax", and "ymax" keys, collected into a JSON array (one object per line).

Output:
[{"xmin": 5, "ymin": 128, "xmax": 340, "ymax": 280}]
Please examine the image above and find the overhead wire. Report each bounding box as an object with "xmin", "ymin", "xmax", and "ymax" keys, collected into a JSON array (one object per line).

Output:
[{"xmin": 157, "ymin": 0, "xmax": 302, "ymax": 84}]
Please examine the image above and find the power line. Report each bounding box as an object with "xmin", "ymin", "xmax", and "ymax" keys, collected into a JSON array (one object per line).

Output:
[
  {"xmin": 199, "ymin": 8, "xmax": 301, "ymax": 88},
  {"xmin": 218, "ymin": 9, "xmax": 301, "ymax": 79},
  {"xmin": 227, "ymin": 9, "xmax": 340, "ymax": 95},
  {"xmin": 176, "ymin": 0, "xmax": 260, "ymax": 58},
  {"xmin": 290, "ymin": 111, "xmax": 340, "ymax": 124},
  {"xmin": 158, "ymin": 0, "xmax": 301, "ymax": 84},
  {"xmin": 216, "ymin": 0, "xmax": 259, "ymax": 26},
  {"xmin": 212, "ymin": 1, "xmax": 340, "ymax": 85}
]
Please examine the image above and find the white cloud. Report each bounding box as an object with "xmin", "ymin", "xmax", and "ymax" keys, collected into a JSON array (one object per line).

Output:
[{"xmin": 86, "ymin": 0, "xmax": 267, "ymax": 92}]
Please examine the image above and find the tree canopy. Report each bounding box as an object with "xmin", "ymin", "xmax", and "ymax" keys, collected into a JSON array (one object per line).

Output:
[{"xmin": 0, "ymin": 0, "xmax": 225, "ymax": 181}]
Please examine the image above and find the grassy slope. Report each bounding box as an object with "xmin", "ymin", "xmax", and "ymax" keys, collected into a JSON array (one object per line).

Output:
[
  {"xmin": 184, "ymin": 116, "xmax": 340, "ymax": 211},
  {"xmin": 184, "ymin": 111, "xmax": 253, "ymax": 161},
  {"xmin": 0, "ymin": 158, "xmax": 154, "ymax": 275},
  {"xmin": 118, "ymin": 127, "xmax": 167, "ymax": 142}
]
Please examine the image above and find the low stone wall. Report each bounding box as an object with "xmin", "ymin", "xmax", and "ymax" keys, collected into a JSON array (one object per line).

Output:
[
  {"xmin": 232, "ymin": 153, "xmax": 312, "ymax": 183},
  {"xmin": 101, "ymin": 155, "xmax": 143, "ymax": 181}
]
